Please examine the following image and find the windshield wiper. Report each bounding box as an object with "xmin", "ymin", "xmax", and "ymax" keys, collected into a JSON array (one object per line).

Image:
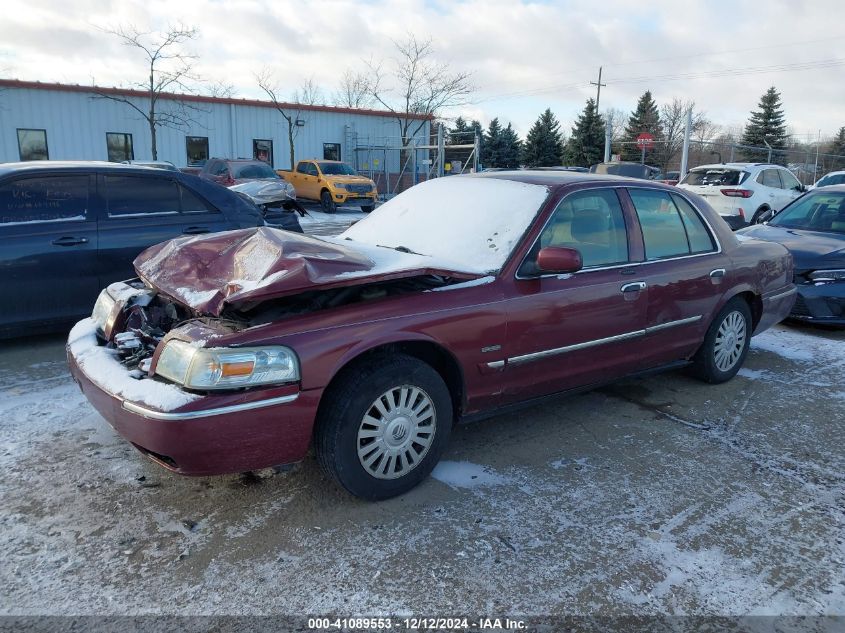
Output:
[{"xmin": 376, "ymin": 244, "xmax": 423, "ymax": 255}]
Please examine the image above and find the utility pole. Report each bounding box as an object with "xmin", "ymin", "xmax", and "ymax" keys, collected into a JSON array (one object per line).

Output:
[{"xmin": 590, "ymin": 66, "xmax": 607, "ymax": 111}]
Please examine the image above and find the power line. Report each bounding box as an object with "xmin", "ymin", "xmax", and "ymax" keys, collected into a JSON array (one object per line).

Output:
[{"xmin": 475, "ymin": 56, "xmax": 845, "ymax": 104}]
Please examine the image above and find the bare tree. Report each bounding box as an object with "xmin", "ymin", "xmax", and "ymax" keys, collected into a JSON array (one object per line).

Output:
[
  {"xmin": 365, "ymin": 34, "xmax": 473, "ymax": 148},
  {"xmin": 333, "ymin": 69, "xmax": 373, "ymax": 109},
  {"xmin": 691, "ymin": 117, "xmax": 721, "ymax": 165},
  {"xmin": 292, "ymin": 77, "xmax": 324, "ymax": 107},
  {"xmin": 94, "ymin": 24, "xmax": 202, "ymax": 160},
  {"xmin": 256, "ymin": 71, "xmax": 321, "ymax": 169},
  {"xmin": 208, "ymin": 81, "xmax": 236, "ymax": 98},
  {"xmin": 603, "ymin": 107, "xmax": 627, "ymax": 148},
  {"xmin": 655, "ymin": 98, "xmax": 706, "ymax": 172}
]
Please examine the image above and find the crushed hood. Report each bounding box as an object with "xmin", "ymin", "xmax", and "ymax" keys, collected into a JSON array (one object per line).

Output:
[{"xmin": 133, "ymin": 227, "xmax": 480, "ymax": 315}]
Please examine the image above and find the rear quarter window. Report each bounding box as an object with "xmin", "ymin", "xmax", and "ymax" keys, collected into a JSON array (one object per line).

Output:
[{"xmin": 0, "ymin": 175, "xmax": 89, "ymax": 225}]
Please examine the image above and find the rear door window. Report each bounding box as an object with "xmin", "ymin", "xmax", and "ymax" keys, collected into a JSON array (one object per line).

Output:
[
  {"xmin": 630, "ymin": 189, "xmax": 706, "ymax": 260},
  {"xmin": 0, "ymin": 175, "xmax": 89, "ymax": 225},
  {"xmin": 105, "ymin": 176, "xmax": 180, "ymax": 216},
  {"xmin": 670, "ymin": 194, "xmax": 716, "ymax": 254}
]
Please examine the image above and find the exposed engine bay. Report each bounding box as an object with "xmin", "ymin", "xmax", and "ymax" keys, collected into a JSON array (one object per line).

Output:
[{"xmin": 103, "ymin": 274, "xmax": 460, "ymax": 372}]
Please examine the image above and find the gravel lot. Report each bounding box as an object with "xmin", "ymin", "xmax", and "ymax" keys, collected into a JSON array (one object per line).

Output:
[{"xmin": 0, "ymin": 209, "xmax": 843, "ymax": 619}]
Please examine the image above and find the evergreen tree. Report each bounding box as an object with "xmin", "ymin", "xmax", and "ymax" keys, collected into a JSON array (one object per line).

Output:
[
  {"xmin": 564, "ymin": 98, "xmax": 607, "ymax": 167},
  {"xmin": 448, "ymin": 116, "xmax": 470, "ymax": 143},
  {"xmin": 499, "ymin": 123, "xmax": 522, "ymax": 168},
  {"xmin": 522, "ymin": 108, "xmax": 564, "ymax": 167},
  {"xmin": 830, "ymin": 126, "xmax": 845, "ymax": 156},
  {"xmin": 741, "ymin": 87, "xmax": 788, "ymax": 164},
  {"xmin": 482, "ymin": 118, "xmax": 504, "ymax": 167},
  {"xmin": 620, "ymin": 90, "xmax": 662, "ymax": 162}
]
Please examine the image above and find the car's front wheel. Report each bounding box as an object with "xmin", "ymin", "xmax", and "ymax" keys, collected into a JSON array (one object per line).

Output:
[
  {"xmin": 320, "ymin": 190, "xmax": 337, "ymax": 214},
  {"xmin": 315, "ymin": 354, "xmax": 453, "ymax": 500},
  {"xmin": 691, "ymin": 298, "xmax": 752, "ymax": 383}
]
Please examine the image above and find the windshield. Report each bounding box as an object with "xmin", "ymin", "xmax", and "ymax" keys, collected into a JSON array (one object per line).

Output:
[
  {"xmin": 681, "ymin": 168, "xmax": 746, "ymax": 186},
  {"xmin": 318, "ymin": 162, "xmax": 358, "ymax": 176},
  {"xmin": 816, "ymin": 174, "xmax": 845, "ymax": 187},
  {"xmin": 340, "ymin": 177, "xmax": 549, "ymax": 273},
  {"xmin": 770, "ymin": 191, "xmax": 845, "ymax": 233},
  {"xmin": 232, "ymin": 162, "xmax": 279, "ymax": 179}
]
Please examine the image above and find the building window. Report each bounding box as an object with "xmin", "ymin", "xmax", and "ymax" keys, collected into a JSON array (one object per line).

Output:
[
  {"xmin": 186, "ymin": 136, "xmax": 209, "ymax": 166},
  {"xmin": 323, "ymin": 143, "xmax": 341, "ymax": 161},
  {"xmin": 106, "ymin": 133, "xmax": 134, "ymax": 162},
  {"xmin": 17, "ymin": 129, "xmax": 49, "ymax": 161},
  {"xmin": 253, "ymin": 139, "xmax": 273, "ymax": 165}
]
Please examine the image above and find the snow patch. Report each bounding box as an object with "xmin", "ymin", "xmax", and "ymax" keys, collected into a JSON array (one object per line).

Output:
[
  {"xmin": 737, "ymin": 367, "xmax": 769, "ymax": 380},
  {"xmin": 431, "ymin": 461, "xmax": 509, "ymax": 489},
  {"xmin": 68, "ymin": 318, "xmax": 198, "ymax": 412},
  {"xmin": 341, "ymin": 177, "xmax": 549, "ymax": 273},
  {"xmin": 751, "ymin": 329, "xmax": 822, "ymax": 362}
]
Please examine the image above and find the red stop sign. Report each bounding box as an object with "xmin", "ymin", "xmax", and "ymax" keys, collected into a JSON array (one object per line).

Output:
[{"xmin": 636, "ymin": 132, "xmax": 655, "ymax": 149}]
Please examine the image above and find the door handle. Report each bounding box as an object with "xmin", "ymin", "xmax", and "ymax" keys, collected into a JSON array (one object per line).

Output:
[
  {"xmin": 709, "ymin": 268, "xmax": 726, "ymax": 278},
  {"xmin": 183, "ymin": 226, "xmax": 210, "ymax": 235},
  {"xmin": 52, "ymin": 236, "xmax": 89, "ymax": 246},
  {"xmin": 621, "ymin": 281, "xmax": 647, "ymax": 293}
]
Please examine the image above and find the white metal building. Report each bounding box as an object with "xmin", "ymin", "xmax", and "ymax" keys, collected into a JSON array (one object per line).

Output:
[{"xmin": 0, "ymin": 79, "xmax": 431, "ymax": 173}]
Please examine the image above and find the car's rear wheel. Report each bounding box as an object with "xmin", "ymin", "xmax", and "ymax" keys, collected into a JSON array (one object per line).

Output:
[
  {"xmin": 320, "ymin": 190, "xmax": 337, "ymax": 214},
  {"xmin": 361, "ymin": 204, "xmax": 374, "ymax": 213},
  {"xmin": 691, "ymin": 298, "xmax": 752, "ymax": 383},
  {"xmin": 315, "ymin": 354, "xmax": 452, "ymax": 500}
]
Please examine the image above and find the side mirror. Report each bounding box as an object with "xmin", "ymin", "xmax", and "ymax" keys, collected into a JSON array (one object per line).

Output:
[{"xmin": 536, "ymin": 246, "xmax": 583, "ymax": 274}]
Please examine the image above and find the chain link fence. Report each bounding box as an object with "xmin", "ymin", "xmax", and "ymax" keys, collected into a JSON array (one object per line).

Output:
[{"xmin": 612, "ymin": 139, "xmax": 845, "ymax": 185}]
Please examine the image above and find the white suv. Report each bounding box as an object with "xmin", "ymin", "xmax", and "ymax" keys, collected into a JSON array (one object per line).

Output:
[{"xmin": 677, "ymin": 163, "xmax": 805, "ymax": 230}]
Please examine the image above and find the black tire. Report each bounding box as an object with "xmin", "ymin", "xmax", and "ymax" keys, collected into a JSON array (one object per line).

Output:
[
  {"xmin": 691, "ymin": 298, "xmax": 752, "ymax": 384},
  {"xmin": 361, "ymin": 204, "xmax": 374, "ymax": 213},
  {"xmin": 750, "ymin": 206, "xmax": 770, "ymax": 224},
  {"xmin": 315, "ymin": 354, "xmax": 453, "ymax": 500},
  {"xmin": 320, "ymin": 190, "xmax": 337, "ymax": 214}
]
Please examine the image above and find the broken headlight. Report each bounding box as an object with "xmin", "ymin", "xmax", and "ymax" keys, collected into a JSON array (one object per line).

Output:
[
  {"xmin": 91, "ymin": 289, "xmax": 118, "ymax": 336},
  {"xmin": 154, "ymin": 341, "xmax": 300, "ymax": 390}
]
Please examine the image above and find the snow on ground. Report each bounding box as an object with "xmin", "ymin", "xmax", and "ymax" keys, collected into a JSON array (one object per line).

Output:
[
  {"xmin": 298, "ymin": 203, "xmax": 367, "ymax": 237},
  {"xmin": 1, "ymin": 322, "xmax": 844, "ymax": 616}
]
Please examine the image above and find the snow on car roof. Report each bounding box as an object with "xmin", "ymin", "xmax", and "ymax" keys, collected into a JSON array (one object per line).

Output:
[{"xmin": 341, "ymin": 176, "xmax": 550, "ymax": 273}]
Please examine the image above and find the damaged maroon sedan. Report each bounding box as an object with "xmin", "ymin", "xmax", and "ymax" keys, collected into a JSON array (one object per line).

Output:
[{"xmin": 68, "ymin": 172, "xmax": 796, "ymax": 499}]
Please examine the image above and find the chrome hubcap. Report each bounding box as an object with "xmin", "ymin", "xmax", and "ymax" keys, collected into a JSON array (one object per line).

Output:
[
  {"xmin": 713, "ymin": 311, "xmax": 747, "ymax": 372},
  {"xmin": 357, "ymin": 385, "xmax": 436, "ymax": 480}
]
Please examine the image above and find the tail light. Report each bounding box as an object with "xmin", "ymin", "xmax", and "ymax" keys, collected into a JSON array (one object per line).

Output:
[{"xmin": 720, "ymin": 189, "xmax": 753, "ymax": 198}]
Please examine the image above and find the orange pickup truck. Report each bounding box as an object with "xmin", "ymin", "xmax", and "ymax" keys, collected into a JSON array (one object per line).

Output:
[{"xmin": 277, "ymin": 160, "xmax": 378, "ymax": 214}]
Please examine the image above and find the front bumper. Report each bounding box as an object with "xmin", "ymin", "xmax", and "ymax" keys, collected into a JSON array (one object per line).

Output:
[
  {"xmin": 67, "ymin": 319, "xmax": 320, "ymax": 475},
  {"xmin": 334, "ymin": 190, "xmax": 377, "ymax": 204},
  {"xmin": 789, "ymin": 283, "xmax": 845, "ymax": 326}
]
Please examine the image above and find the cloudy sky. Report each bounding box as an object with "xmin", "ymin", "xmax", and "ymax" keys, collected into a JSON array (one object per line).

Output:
[{"xmin": 1, "ymin": 0, "xmax": 843, "ymax": 141}]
